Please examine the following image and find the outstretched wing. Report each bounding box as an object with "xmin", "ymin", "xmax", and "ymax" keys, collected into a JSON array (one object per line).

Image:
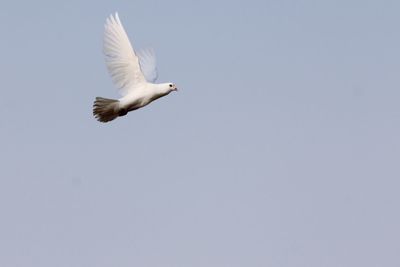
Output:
[
  {"xmin": 103, "ymin": 13, "xmax": 146, "ymax": 96},
  {"xmin": 138, "ymin": 48, "xmax": 158, "ymax": 83}
]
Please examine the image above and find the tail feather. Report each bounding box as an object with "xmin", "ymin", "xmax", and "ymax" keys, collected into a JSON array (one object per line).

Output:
[{"xmin": 93, "ymin": 97, "xmax": 120, "ymax": 123}]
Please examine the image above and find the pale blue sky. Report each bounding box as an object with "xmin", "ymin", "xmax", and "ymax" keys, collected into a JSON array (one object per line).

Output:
[{"xmin": 1, "ymin": 0, "xmax": 400, "ymax": 266}]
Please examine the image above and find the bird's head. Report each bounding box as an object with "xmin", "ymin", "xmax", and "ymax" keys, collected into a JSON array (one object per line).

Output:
[
  {"xmin": 158, "ymin": 83, "xmax": 178, "ymax": 95},
  {"xmin": 168, "ymin": 83, "xmax": 178, "ymax": 92}
]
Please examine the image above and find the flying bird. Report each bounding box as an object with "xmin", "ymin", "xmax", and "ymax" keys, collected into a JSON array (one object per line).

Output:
[{"xmin": 93, "ymin": 13, "xmax": 178, "ymax": 123}]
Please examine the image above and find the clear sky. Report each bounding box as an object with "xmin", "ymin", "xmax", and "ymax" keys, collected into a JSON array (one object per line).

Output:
[{"xmin": 1, "ymin": 0, "xmax": 399, "ymax": 266}]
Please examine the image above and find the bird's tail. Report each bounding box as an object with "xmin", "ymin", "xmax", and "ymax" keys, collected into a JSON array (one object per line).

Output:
[{"xmin": 93, "ymin": 97, "xmax": 120, "ymax": 123}]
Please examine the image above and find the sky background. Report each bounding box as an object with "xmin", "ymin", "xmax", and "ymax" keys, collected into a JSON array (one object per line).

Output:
[{"xmin": 1, "ymin": 0, "xmax": 400, "ymax": 266}]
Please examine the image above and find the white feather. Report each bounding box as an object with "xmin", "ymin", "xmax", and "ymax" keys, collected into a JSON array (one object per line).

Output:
[
  {"xmin": 138, "ymin": 48, "xmax": 158, "ymax": 83},
  {"xmin": 103, "ymin": 13, "xmax": 146, "ymax": 96}
]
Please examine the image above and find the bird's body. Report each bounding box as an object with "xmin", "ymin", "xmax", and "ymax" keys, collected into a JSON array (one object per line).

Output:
[
  {"xmin": 93, "ymin": 13, "xmax": 177, "ymax": 123},
  {"xmin": 119, "ymin": 83, "xmax": 172, "ymax": 111}
]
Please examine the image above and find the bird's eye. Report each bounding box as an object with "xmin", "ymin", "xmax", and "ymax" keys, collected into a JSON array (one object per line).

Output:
[{"xmin": 169, "ymin": 84, "xmax": 173, "ymax": 88}]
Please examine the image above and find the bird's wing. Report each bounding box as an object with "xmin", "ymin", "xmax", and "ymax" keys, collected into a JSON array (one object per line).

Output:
[
  {"xmin": 138, "ymin": 48, "xmax": 158, "ymax": 83},
  {"xmin": 103, "ymin": 13, "xmax": 146, "ymax": 96}
]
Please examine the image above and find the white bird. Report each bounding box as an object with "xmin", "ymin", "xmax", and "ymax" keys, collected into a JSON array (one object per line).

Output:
[{"xmin": 93, "ymin": 13, "xmax": 178, "ymax": 123}]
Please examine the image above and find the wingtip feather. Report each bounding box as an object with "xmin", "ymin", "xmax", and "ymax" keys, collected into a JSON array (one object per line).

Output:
[{"xmin": 104, "ymin": 12, "xmax": 122, "ymax": 28}]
